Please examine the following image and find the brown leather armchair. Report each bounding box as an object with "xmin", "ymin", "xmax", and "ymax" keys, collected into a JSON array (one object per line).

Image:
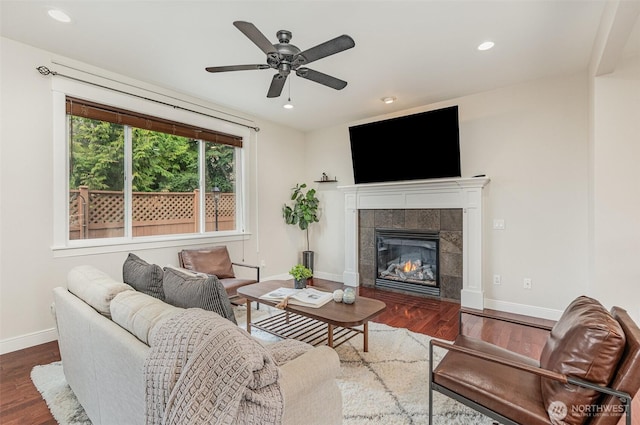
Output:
[
  {"xmin": 429, "ymin": 296, "xmax": 640, "ymax": 425},
  {"xmin": 178, "ymin": 246, "xmax": 259, "ymax": 304}
]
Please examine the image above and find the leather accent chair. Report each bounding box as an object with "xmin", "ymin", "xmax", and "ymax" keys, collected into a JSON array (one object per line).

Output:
[
  {"xmin": 429, "ymin": 296, "xmax": 640, "ymax": 425},
  {"xmin": 178, "ymin": 246, "xmax": 259, "ymax": 304}
]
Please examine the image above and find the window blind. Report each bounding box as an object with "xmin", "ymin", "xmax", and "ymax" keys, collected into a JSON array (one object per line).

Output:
[{"xmin": 66, "ymin": 96, "xmax": 243, "ymax": 147}]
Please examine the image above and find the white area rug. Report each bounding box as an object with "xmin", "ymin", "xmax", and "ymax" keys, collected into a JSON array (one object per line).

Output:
[{"xmin": 32, "ymin": 305, "xmax": 494, "ymax": 425}]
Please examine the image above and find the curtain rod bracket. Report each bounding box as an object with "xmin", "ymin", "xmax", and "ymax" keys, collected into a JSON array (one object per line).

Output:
[{"xmin": 35, "ymin": 65, "xmax": 260, "ymax": 133}]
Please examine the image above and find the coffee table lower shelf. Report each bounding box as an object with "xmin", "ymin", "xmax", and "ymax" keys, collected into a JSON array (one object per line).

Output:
[{"xmin": 250, "ymin": 311, "xmax": 365, "ymax": 350}]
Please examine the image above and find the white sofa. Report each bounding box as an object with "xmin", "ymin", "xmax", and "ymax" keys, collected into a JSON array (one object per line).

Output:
[{"xmin": 53, "ymin": 265, "xmax": 342, "ymax": 425}]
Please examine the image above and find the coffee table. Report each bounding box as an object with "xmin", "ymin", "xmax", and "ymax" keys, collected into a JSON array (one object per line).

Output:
[{"xmin": 237, "ymin": 280, "xmax": 387, "ymax": 352}]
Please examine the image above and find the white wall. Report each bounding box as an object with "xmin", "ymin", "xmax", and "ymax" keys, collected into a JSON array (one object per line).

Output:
[
  {"xmin": 252, "ymin": 119, "xmax": 307, "ymax": 275},
  {"xmin": 0, "ymin": 38, "xmax": 304, "ymax": 353},
  {"xmin": 303, "ymin": 126, "xmax": 353, "ymax": 282},
  {"xmin": 2, "ymin": 37, "xmax": 637, "ymax": 352},
  {"xmin": 306, "ymin": 72, "xmax": 592, "ymax": 319},
  {"xmin": 591, "ymin": 55, "xmax": 640, "ymax": 320}
]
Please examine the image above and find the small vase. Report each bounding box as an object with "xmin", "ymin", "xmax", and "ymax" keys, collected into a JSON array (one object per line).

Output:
[
  {"xmin": 294, "ymin": 278, "xmax": 307, "ymax": 289},
  {"xmin": 343, "ymin": 287, "xmax": 356, "ymax": 304},
  {"xmin": 333, "ymin": 289, "xmax": 344, "ymax": 302}
]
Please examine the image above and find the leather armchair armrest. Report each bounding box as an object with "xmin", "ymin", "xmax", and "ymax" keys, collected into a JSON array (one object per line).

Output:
[
  {"xmin": 431, "ymin": 338, "xmax": 567, "ymax": 383},
  {"xmin": 231, "ymin": 262, "xmax": 260, "ymax": 282}
]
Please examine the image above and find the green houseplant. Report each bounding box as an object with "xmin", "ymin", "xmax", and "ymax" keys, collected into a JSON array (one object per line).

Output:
[
  {"xmin": 282, "ymin": 183, "xmax": 320, "ymax": 272},
  {"xmin": 289, "ymin": 264, "xmax": 313, "ymax": 289}
]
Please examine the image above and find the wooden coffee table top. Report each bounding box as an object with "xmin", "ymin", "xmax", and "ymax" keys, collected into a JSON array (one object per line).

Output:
[{"xmin": 237, "ymin": 280, "xmax": 387, "ymax": 328}]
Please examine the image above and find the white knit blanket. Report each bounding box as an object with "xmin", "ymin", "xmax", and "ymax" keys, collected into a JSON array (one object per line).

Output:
[{"xmin": 144, "ymin": 309, "xmax": 284, "ymax": 425}]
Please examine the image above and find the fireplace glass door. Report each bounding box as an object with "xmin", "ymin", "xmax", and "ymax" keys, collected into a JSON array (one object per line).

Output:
[{"xmin": 375, "ymin": 229, "xmax": 439, "ymax": 296}]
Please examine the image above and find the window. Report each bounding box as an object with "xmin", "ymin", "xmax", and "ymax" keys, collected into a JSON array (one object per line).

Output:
[{"xmin": 65, "ymin": 97, "xmax": 243, "ymax": 244}]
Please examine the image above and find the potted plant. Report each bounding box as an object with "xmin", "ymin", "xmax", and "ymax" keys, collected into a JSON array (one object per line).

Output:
[
  {"xmin": 289, "ymin": 264, "xmax": 313, "ymax": 289},
  {"xmin": 282, "ymin": 183, "xmax": 320, "ymax": 272}
]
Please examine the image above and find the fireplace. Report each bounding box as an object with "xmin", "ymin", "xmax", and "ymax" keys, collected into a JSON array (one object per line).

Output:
[
  {"xmin": 339, "ymin": 177, "xmax": 490, "ymax": 309},
  {"xmin": 376, "ymin": 229, "xmax": 440, "ymax": 296}
]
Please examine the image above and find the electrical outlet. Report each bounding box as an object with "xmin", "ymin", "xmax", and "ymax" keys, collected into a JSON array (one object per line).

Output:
[
  {"xmin": 493, "ymin": 219, "xmax": 505, "ymax": 230},
  {"xmin": 493, "ymin": 274, "xmax": 501, "ymax": 285},
  {"xmin": 523, "ymin": 278, "xmax": 532, "ymax": 289}
]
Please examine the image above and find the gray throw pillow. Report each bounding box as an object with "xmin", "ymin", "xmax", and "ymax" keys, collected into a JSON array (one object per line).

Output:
[
  {"xmin": 122, "ymin": 253, "xmax": 165, "ymax": 301},
  {"xmin": 162, "ymin": 267, "xmax": 237, "ymax": 324}
]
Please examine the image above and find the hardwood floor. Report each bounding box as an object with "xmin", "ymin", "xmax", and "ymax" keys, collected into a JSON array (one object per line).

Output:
[
  {"xmin": 1, "ymin": 282, "xmax": 637, "ymax": 424},
  {"xmin": 0, "ymin": 340, "xmax": 60, "ymax": 425}
]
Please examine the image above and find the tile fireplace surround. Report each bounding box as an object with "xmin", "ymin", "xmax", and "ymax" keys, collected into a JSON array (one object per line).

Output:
[{"xmin": 339, "ymin": 177, "xmax": 490, "ymax": 310}]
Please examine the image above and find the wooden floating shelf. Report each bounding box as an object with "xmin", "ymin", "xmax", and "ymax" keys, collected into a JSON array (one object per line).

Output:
[{"xmin": 314, "ymin": 180, "xmax": 338, "ymax": 183}]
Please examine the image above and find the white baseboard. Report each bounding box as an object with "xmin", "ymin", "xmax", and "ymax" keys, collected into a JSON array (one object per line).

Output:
[
  {"xmin": 260, "ymin": 272, "xmax": 290, "ymax": 281},
  {"xmin": 312, "ymin": 271, "xmax": 344, "ymax": 284},
  {"xmin": 261, "ymin": 271, "xmax": 345, "ymax": 285},
  {"xmin": 461, "ymin": 289, "xmax": 484, "ymax": 310},
  {"xmin": 1, "ymin": 328, "xmax": 58, "ymax": 355},
  {"xmin": 484, "ymin": 298, "xmax": 564, "ymax": 321}
]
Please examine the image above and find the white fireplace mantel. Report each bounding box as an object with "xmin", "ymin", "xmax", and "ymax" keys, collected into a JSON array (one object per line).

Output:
[{"xmin": 338, "ymin": 176, "xmax": 490, "ymax": 310}]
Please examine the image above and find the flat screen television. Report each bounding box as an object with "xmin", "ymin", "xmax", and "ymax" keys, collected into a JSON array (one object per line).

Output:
[{"xmin": 348, "ymin": 105, "xmax": 460, "ymax": 184}]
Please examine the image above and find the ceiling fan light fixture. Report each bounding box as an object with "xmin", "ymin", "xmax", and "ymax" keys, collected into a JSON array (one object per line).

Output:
[
  {"xmin": 47, "ymin": 8, "xmax": 72, "ymax": 23},
  {"xmin": 382, "ymin": 96, "xmax": 396, "ymax": 104},
  {"xmin": 283, "ymin": 98, "xmax": 294, "ymax": 109},
  {"xmin": 477, "ymin": 41, "xmax": 495, "ymax": 51}
]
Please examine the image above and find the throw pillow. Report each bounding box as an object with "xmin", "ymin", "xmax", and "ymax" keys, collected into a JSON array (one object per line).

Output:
[
  {"xmin": 540, "ymin": 296, "xmax": 626, "ymax": 425},
  {"xmin": 123, "ymin": 253, "xmax": 165, "ymax": 301},
  {"xmin": 179, "ymin": 246, "xmax": 235, "ymax": 279},
  {"xmin": 162, "ymin": 266, "xmax": 237, "ymax": 324}
]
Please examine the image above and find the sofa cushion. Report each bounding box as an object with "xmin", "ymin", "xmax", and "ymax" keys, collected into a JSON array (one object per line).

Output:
[
  {"xmin": 68, "ymin": 265, "xmax": 133, "ymax": 317},
  {"xmin": 540, "ymin": 296, "xmax": 626, "ymax": 425},
  {"xmin": 110, "ymin": 290, "xmax": 182, "ymax": 345},
  {"xmin": 122, "ymin": 253, "xmax": 165, "ymax": 300},
  {"xmin": 162, "ymin": 266, "xmax": 237, "ymax": 324},
  {"xmin": 179, "ymin": 246, "xmax": 235, "ymax": 279}
]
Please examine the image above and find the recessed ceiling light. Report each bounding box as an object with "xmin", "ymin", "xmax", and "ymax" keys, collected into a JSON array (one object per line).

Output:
[
  {"xmin": 48, "ymin": 9, "xmax": 72, "ymax": 23},
  {"xmin": 477, "ymin": 41, "xmax": 495, "ymax": 51},
  {"xmin": 381, "ymin": 97, "xmax": 396, "ymax": 104}
]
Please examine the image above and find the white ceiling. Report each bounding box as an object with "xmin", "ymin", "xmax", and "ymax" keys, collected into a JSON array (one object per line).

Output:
[{"xmin": 0, "ymin": 1, "xmax": 624, "ymax": 132}]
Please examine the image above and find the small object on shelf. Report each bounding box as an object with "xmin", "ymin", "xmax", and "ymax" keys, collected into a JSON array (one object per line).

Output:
[
  {"xmin": 333, "ymin": 289, "xmax": 344, "ymax": 302},
  {"xmin": 314, "ymin": 173, "xmax": 338, "ymax": 183},
  {"xmin": 343, "ymin": 287, "xmax": 356, "ymax": 304},
  {"xmin": 313, "ymin": 171, "xmax": 338, "ymax": 183}
]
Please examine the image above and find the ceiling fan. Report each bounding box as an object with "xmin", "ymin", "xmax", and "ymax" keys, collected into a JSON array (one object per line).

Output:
[{"xmin": 205, "ymin": 21, "xmax": 355, "ymax": 98}]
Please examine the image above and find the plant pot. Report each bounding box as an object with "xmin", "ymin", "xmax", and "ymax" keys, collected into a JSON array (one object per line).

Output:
[
  {"xmin": 302, "ymin": 251, "xmax": 314, "ymax": 274},
  {"xmin": 294, "ymin": 278, "xmax": 308, "ymax": 289}
]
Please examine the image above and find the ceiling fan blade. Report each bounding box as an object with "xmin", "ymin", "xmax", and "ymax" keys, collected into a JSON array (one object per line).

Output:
[
  {"xmin": 295, "ymin": 68, "xmax": 347, "ymax": 90},
  {"xmin": 267, "ymin": 74, "xmax": 287, "ymax": 98},
  {"xmin": 295, "ymin": 35, "xmax": 355, "ymax": 66},
  {"xmin": 206, "ymin": 64, "xmax": 270, "ymax": 73},
  {"xmin": 233, "ymin": 21, "xmax": 277, "ymax": 56}
]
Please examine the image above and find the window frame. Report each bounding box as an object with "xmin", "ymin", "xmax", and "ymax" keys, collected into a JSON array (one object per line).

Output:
[{"xmin": 52, "ymin": 78, "xmax": 252, "ymax": 257}]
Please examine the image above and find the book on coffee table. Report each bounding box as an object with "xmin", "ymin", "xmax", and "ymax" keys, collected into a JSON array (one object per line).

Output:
[{"xmin": 259, "ymin": 287, "xmax": 333, "ymax": 308}]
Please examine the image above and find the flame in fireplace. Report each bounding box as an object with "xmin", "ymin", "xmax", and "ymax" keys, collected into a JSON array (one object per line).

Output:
[{"xmin": 402, "ymin": 260, "xmax": 418, "ymax": 273}]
